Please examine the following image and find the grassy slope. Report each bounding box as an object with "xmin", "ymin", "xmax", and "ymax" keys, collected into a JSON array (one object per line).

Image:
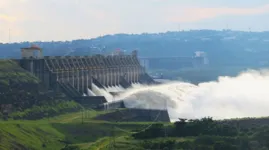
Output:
[
  {"xmin": 0, "ymin": 121, "xmax": 65, "ymax": 150},
  {"xmin": 4, "ymin": 111, "xmax": 269, "ymax": 150},
  {"xmin": 0, "ymin": 110, "xmax": 155, "ymax": 150},
  {"xmin": 93, "ymin": 136, "xmax": 194, "ymax": 150}
]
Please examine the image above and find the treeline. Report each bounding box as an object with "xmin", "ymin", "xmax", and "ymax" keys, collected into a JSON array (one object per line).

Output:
[
  {"xmin": 132, "ymin": 117, "xmax": 269, "ymax": 150},
  {"xmin": 133, "ymin": 118, "xmax": 237, "ymax": 139},
  {"xmin": 1, "ymin": 30, "xmax": 269, "ymax": 68}
]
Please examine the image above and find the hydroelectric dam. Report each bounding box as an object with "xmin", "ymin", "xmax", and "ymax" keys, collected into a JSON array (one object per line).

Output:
[
  {"xmin": 16, "ymin": 45, "xmax": 170, "ymax": 122},
  {"xmin": 18, "ymin": 46, "xmax": 155, "ymax": 103}
]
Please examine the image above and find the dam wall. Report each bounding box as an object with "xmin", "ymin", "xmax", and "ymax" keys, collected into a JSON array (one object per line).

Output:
[
  {"xmin": 18, "ymin": 49, "xmax": 155, "ymax": 106},
  {"xmin": 95, "ymin": 108, "xmax": 170, "ymax": 122},
  {"xmin": 96, "ymin": 100, "xmax": 126, "ymax": 110}
]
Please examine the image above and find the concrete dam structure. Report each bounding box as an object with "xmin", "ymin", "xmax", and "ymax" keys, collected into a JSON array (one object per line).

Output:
[
  {"xmin": 18, "ymin": 46, "xmax": 156, "ymax": 107},
  {"xmin": 139, "ymin": 51, "xmax": 209, "ymax": 70}
]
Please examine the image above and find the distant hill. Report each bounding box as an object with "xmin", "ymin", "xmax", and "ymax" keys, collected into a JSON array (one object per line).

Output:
[{"xmin": 1, "ymin": 30, "xmax": 269, "ymax": 67}]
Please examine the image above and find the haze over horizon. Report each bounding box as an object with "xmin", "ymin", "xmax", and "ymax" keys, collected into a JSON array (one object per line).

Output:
[{"xmin": 0, "ymin": 0, "xmax": 269, "ymax": 43}]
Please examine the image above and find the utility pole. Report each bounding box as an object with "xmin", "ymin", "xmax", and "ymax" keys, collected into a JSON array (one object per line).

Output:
[
  {"xmin": 81, "ymin": 108, "xmax": 84, "ymax": 124},
  {"xmin": 164, "ymin": 96, "xmax": 168, "ymax": 137},
  {"xmin": 8, "ymin": 28, "xmax": 11, "ymax": 43},
  {"xmin": 112, "ymin": 125, "xmax": 116, "ymax": 150}
]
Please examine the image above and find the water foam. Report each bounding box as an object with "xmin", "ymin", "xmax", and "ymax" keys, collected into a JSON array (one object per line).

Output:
[
  {"xmin": 91, "ymin": 83, "xmax": 114, "ymax": 102},
  {"xmin": 116, "ymin": 69, "xmax": 269, "ymax": 121}
]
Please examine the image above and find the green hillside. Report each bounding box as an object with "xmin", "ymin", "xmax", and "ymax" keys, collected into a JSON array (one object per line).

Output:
[
  {"xmin": 2, "ymin": 111, "xmax": 269, "ymax": 150},
  {"xmin": 0, "ymin": 60, "xmax": 75, "ymax": 116},
  {"xmin": 0, "ymin": 60, "xmax": 39, "ymax": 85},
  {"xmin": 0, "ymin": 110, "xmax": 154, "ymax": 150}
]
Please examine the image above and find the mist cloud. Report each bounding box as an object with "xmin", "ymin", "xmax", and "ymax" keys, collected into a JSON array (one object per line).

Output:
[{"xmin": 117, "ymin": 69, "xmax": 269, "ymax": 121}]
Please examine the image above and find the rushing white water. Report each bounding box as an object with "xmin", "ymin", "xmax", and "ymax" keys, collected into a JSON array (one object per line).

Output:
[
  {"xmin": 87, "ymin": 88, "xmax": 96, "ymax": 96},
  {"xmin": 116, "ymin": 69, "xmax": 269, "ymax": 121},
  {"xmin": 105, "ymin": 85, "xmax": 125, "ymax": 93},
  {"xmin": 115, "ymin": 85, "xmax": 125, "ymax": 91},
  {"xmin": 91, "ymin": 83, "xmax": 114, "ymax": 102},
  {"xmin": 131, "ymin": 83, "xmax": 143, "ymax": 88}
]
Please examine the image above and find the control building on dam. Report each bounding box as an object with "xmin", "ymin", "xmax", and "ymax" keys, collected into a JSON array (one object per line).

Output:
[{"xmin": 18, "ymin": 45, "xmax": 156, "ymax": 107}]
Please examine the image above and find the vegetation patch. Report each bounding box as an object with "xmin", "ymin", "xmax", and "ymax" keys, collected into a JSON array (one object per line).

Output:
[
  {"xmin": 2, "ymin": 108, "xmax": 269, "ymax": 150},
  {"xmin": 0, "ymin": 121, "xmax": 65, "ymax": 150},
  {"xmin": 0, "ymin": 60, "xmax": 39, "ymax": 84},
  {"xmin": 0, "ymin": 108, "xmax": 158, "ymax": 150},
  {"xmin": 9, "ymin": 100, "xmax": 82, "ymax": 120}
]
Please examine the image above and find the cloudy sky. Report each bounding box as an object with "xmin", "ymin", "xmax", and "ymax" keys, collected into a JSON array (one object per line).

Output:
[{"xmin": 0, "ymin": 0, "xmax": 269, "ymax": 42}]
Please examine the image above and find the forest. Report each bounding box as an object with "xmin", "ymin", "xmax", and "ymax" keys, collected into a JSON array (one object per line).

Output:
[
  {"xmin": 1, "ymin": 30, "xmax": 269, "ymax": 68},
  {"xmin": 129, "ymin": 117, "xmax": 269, "ymax": 150}
]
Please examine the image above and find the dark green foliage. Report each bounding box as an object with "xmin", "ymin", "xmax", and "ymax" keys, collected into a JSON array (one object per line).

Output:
[
  {"xmin": 221, "ymin": 117, "xmax": 269, "ymax": 129},
  {"xmin": 252, "ymin": 128, "xmax": 269, "ymax": 148},
  {"xmin": 213, "ymin": 141, "xmax": 237, "ymax": 150},
  {"xmin": 174, "ymin": 136, "xmax": 240, "ymax": 150},
  {"xmin": 172, "ymin": 117, "xmax": 237, "ymax": 137},
  {"xmin": 176, "ymin": 141, "xmax": 194, "ymax": 149},
  {"xmin": 131, "ymin": 118, "xmax": 269, "ymax": 150},
  {"xmin": 61, "ymin": 145, "xmax": 80, "ymax": 150},
  {"xmin": 132, "ymin": 117, "xmax": 238, "ymax": 140},
  {"xmin": 0, "ymin": 60, "xmax": 42, "ymax": 110},
  {"xmin": 194, "ymin": 145, "xmax": 213, "ymax": 150},
  {"xmin": 194, "ymin": 136, "xmax": 238, "ymax": 149},
  {"xmin": 0, "ymin": 60, "xmax": 84, "ymax": 121},
  {"xmin": 132, "ymin": 123, "xmax": 165, "ymax": 139},
  {"xmin": 141, "ymin": 139, "xmax": 176, "ymax": 150}
]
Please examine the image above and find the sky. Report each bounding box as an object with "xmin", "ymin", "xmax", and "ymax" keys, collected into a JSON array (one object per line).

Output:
[{"xmin": 0, "ymin": 0, "xmax": 269, "ymax": 42}]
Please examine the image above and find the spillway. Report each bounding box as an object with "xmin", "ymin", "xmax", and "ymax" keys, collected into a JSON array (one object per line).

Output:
[{"xmin": 18, "ymin": 48, "xmax": 156, "ymax": 107}]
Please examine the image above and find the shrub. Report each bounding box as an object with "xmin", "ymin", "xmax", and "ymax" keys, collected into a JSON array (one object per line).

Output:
[{"xmin": 61, "ymin": 145, "xmax": 80, "ymax": 150}]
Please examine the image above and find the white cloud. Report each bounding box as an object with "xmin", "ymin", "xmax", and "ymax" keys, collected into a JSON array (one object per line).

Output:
[
  {"xmin": 0, "ymin": 0, "xmax": 268, "ymax": 42},
  {"xmin": 165, "ymin": 4, "xmax": 269, "ymax": 23}
]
